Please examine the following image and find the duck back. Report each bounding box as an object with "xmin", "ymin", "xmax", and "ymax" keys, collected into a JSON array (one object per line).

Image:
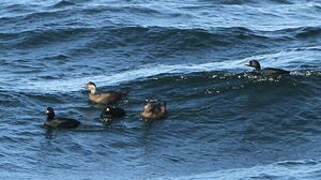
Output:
[
  {"xmin": 141, "ymin": 102, "xmax": 166, "ymax": 120},
  {"xmin": 45, "ymin": 118, "xmax": 80, "ymax": 129},
  {"xmin": 89, "ymin": 91, "xmax": 124, "ymax": 104},
  {"xmin": 261, "ymin": 68, "xmax": 290, "ymax": 75}
]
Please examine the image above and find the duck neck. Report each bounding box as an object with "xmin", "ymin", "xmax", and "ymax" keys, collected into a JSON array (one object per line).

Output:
[
  {"xmin": 90, "ymin": 88, "xmax": 96, "ymax": 94},
  {"xmin": 255, "ymin": 64, "xmax": 261, "ymax": 71},
  {"xmin": 47, "ymin": 113, "xmax": 55, "ymax": 121}
]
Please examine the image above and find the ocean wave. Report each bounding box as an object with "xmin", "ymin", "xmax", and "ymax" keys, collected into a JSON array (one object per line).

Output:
[
  {"xmin": 51, "ymin": 0, "xmax": 76, "ymax": 9},
  {"xmin": 10, "ymin": 60, "xmax": 245, "ymax": 92},
  {"xmin": 164, "ymin": 159, "xmax": 321, "ymax": 180},
  {"xmin": 6, "ymin": 58, "xmax": 321, "ymax": 93},
  {"xmin": 3, "ymin": 25, "xmax": 321, "ymax": 51},
  {"xmin": 0, "ymin": 27, "xmax": 94, "ymax": 48},
  {"xmin": 0, "ymin": 26, "xmax": 274, "ymax": 53},
  {"xmin": 2, "ymin": 1, "xmax": 321, "ymax": 179},
  {"xmin": 294, "ymin": 27, "xmax": 321, "ymax": 39}
]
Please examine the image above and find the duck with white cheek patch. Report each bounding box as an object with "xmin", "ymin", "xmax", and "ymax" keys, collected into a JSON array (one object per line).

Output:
[
  {"xmin": 84, "ymin": 82, "xmax": 127, "ymax": 104},
  {"xmin": 140, "ymin": 99, "xmax": 167, "ymax": 121}
]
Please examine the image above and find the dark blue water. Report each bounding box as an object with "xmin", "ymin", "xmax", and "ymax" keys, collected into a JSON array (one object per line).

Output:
[{"xmin": 1, "ymin": 0, "xmax": 321, "ymax": 179}]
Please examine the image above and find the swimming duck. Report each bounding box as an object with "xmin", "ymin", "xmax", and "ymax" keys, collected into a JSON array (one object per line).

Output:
[
  {"xmin": 45, "ymin": 107, "xmax": 81, "ymax": 129},
  {"xmin": 84, "ymin": 82, "xmax": 126, "ymax": 104},
  {"xmin": 140, "ymin": 99, "xmax": 167, "ymax": 120},
  {"xmin": 100, "ymin": 106, "xmax": 126, "ymax": 124},
  {"xmin": 245, "ymin": 60, "xmax": 290, "ymax": 75}
]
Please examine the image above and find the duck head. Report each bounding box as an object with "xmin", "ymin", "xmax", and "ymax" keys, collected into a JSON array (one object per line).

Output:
[
  {"xmin": 144, "ymin": 99, "xmax": 159, "ymax": 112},
  {"xmin": 245, "ymin": 60, "xmax": 261, "ymax": 71},
  {"xmin": 84, "ymin": 82, "xmax": 97, "ymax": 94},
  {"xmin": 46, "ymin": 107, "xmax": 55, "ymax": 120}
]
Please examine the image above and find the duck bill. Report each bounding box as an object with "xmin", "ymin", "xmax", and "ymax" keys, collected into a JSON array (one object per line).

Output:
[{"xmin": 244, "ymin": 63, "xmax": 251, "ymax": 67}]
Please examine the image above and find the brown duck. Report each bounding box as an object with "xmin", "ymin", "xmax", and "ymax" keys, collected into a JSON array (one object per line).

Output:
[
  {"xmin": 84, "ymin": 82, "xmax": 126, "ymax": 104},
  {"xmin": 140, "ymin": 99, "xmax": 167, "ymax": 120}
]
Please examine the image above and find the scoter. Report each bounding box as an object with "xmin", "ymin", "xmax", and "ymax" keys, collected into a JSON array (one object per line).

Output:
[
  {"xmin": 100, "ymin": 105, "xmax": 126, "ymax": 124},
  {"xmin": 245, "ymin": 60, "xmax": 290, "ymax": 75},
  {"xmin": 140, "ymin": 99, "xmax": 167, "ymax": 120},
  {"xmin": 45, "ymin": 107, "xmax": 81, "ymax": 129},
  {"xmin": 84, "ymin": 82, "xmax": 127, "ymax": 104}
]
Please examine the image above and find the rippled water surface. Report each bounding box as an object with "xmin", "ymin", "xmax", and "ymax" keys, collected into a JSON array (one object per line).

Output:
[{"xmin": 1, "ymin": 0, "xmax": 321, "ymax": 179}]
